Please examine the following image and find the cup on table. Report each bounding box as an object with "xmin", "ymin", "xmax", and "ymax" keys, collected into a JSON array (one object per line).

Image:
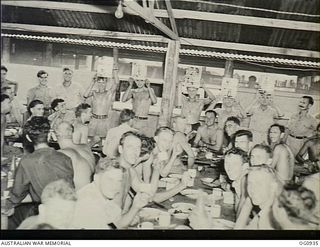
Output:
[
  {"xmin": 210, "ymin": 205, "xmax": 221, "ymax": 218},
  {"xmin": 157, "ymin": 212, "xmax": 171, "ymax": 228},
  {"xmin": 212, "ymin": 188, "xmax": 222, "ymax": 199},
  {"xmin": 138, "ymin": 222, "xmax": 154, "ymax": 229}
]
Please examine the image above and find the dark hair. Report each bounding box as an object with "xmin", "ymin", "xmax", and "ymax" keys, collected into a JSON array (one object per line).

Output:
[
  {"xmin": 225, "ymin": 147, "xmax": 249, "ymax": 163},
  {"xmin": 1, "ymin": 94, "xmax": 10, "ymax": 102},
  {"xmin": 27, "ymin": 100, "xmax": 44, "ymax": 115},
  {"xmin": 37, "ymin": 70, "xmax": 48, "ymax": 78},
  {"xmin": 213, "ymin": 103, "xmax": 222, "ymax": 109},
  {"xmin": 63, "ymin": 67, "xmax": 72, "ymax": 73},
  {"xmin": 51, "ymin": 98, "xmax": 64, "ymax": 111},
  {"xmin": 225, "ymin": 116, "xmax": 241, "ymax": 126},
  {"xmin": 139, "ymin": 135, "xmax": 156, "ymax": 156},
  {"xmin": 24, "ymin": 116, "xmax": 50, "ymax": 145},
  {"xmin": 1, "ymin": 65, "xmax": 8, "ymax": 72},
  {"xmin": 248, "ymin": 75, "xmax": 257, "ymax": 81},
  {"xmin": 267, "ymin": 124, "xmax": 286, "ymax": 145},
  {"xmin": 154, "ymin": 126, "xmax": 174, "ymax": 136},
  {"xmin": 302, "ymin": 96, "xmax": 314, "ymax": 106},
  {"xmin": 205, "ymin": 110, "xmax": 217, "ymax": 118},
  {"xmin": 95, "ymin": 157, "xmax": 122, "ymax": 175},
  {"xmin": 119, "ymin": 131, "xmax": 141, "ymax": 146},
  {"xmin": 249, "ymin": 144, "xmax": 272, "ymax": 164},
  {"xmin": 32, "ymin": 223, "xmax": 56, "ymax": 230},
  {"xmin": 119, "ymin": 109, "xmax": 135, "ymax": 124},
  {"xmin": 232, "ymin": 129, "xmax": 253, "ymax": 144},
  {"xmin": 75, "ymin": 103, "xmax": 91, "ymax": 118}
]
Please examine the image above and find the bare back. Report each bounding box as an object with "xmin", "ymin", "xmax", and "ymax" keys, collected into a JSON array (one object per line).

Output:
[
  {"xmin": 272, "ymin": 144, "xmax": 295, "ymax": 182},
  {"xmin": 58, "ymin": 148, "xmax": 92, "ymax": 191}
]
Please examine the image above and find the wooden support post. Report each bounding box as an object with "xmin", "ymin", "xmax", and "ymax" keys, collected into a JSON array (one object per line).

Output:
[
  {"xmin": 224, "ymin": 60, "xmax": 234, "ymax": 78},
  {"xmin": 44, "ymin": 43, "xmax": 53, "ymax": 66},
  {"xmin": 1, "ymin": 37, "xmax": 11, "ymax": 64},
  {"xmin": 158, "ymin": 40, "xmax": 180, "ymax": 127}
]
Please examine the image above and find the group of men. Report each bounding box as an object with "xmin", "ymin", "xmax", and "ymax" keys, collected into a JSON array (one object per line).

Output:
[{"xmin": 1, "ymin": 64, "xmax": 319, "ymax": 230}]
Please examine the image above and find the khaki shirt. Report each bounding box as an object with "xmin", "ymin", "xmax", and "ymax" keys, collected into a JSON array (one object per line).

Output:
[
  {"xmin": 27, "ymin": 85, "xmax": 56, "ymax": 108},
  {"xmin": 287, "ymin": 112, "xmax": 318, "ymax": 137}
]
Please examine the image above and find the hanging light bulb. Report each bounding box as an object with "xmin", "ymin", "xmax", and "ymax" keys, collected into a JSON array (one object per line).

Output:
[{"xmin": 115, "ymin": 0, "xmax": 124, "ymax": 19}]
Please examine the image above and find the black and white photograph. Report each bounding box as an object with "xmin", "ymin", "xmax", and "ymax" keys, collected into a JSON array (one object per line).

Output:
[{"xmin": 0, "ymin": 0, "xmax": 319, "ymax": 240}]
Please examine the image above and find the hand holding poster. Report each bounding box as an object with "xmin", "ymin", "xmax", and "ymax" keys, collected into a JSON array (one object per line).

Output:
[
  {"xmin": 132, "ymin": 62, "xmax": 147, "ymax": 79},
  {"xmin": 96, "ymin": 56, "xmax": 114, "ymax": 77},
  {"xmin": 221, "ymin": 77, "xmax": 239, "ymax": 97}
]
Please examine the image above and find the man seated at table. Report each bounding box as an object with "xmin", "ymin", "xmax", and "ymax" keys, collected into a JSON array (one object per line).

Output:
[
  {"xmin": 193, "ymin": 110, "xmax": 223, "ymax": 152},
  {"xmin": 224, "ymin": 148, "xmax": 249, "ymax": 214},
  {"xmin": 55, "ymin": 122, "xmax": 95, "ymax": 172},
  {"xmin": 232, "ymin": 129, "xmax": 254, "ymax": 154},
  {"xmin": 1, "ymin": 94, "xmax": 12, "ymax": 158},
  {"xmin": 249, "ymin": 144, "xmax": 273, "ymax": 167},
  {"xmin": 164, "ymin": 117, "xmax": 196, "ymax": 174},
  {"xmin": 72, "ymin": 158, "xmax": 151, "ymax": 229},
  {"xmin": 103, "ymin": 109, "xmax": 137, "ymax": 158},
  {"xmin": 55, "ymin": 123, "xmax": 93, "ymax": 191},
  {"xmin": 224, "ymin": 116, "xmax": 242, "ymax": 151},
  {"xmin": 296, "ymin": 123, "xmax": 320, "ymax": 172},
  {"xmin": 18, "ymin": 179, "xmax": 77, "ymax": 229},
  {"xmin": 48, "ymin": 98, "xmax": 75, "ymax": 131},
  {"xmin": 5, "ymin": 116, "xmax": 74, "ymax": 229},
  {"xmin": 73, "ymin": 103, "xmax": 99, "ymax": 147}
]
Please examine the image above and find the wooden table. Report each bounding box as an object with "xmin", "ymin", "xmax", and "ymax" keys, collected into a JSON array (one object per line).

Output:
[{"xmin": 133, "ymin": 164, "xmax": 236, "ymax": 229}]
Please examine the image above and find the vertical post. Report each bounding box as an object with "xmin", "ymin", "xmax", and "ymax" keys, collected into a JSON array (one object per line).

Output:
[
  {"xmin": 44, "ymin": 43, "xmax": 53, "ymax": 66},
  {"xmin": 158, "ymin": 40, "xmax": 180, "ymax": 127},
  {"xmin": 2, "ymin": 37, "xmax": 11, "ymax": 64},
  {"xmin": 224, "ymin": 59, "xmax": 234, "ymax": 78}
]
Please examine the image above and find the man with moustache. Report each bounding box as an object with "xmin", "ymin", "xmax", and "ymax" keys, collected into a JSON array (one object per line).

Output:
[
  {"xmin": 286, "ymin": 96, "xmax": 319, "ymax": 156},
  {"xmin": 121, "ymin": 77, "xmax": 157, "ymax": 137}
]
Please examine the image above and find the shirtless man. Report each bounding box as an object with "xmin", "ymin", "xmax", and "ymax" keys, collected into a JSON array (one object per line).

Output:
[
  {"xmin": 193, "ymin": 110, "xmax": 224, "ymax": 152},
  {"xmin": 268, "ymin": 124, "xmax": 295, "ymax": 182},
  {"xmin": 181, "ymin": 80, "xmax": 215, "ymax": 131},
  {"xmin": 55, "ymin": 122, "xmax": 95, "ymax": 172},
  {"xmin": 286, "ymin": 96, "xmax": 319, "ymax": 156},
  {"xmin": 84, "ymin": 68, "xmax": 119, "ymax": 139},
  {"xmin": 207, "ymin": 96, "xmax": 245, "ymax": 129},
  {"xmin": 55, "ymin": 124, "xmax": 93, "ymax": 191},
  {"xmin": 121, "ymin": 77, "xmax": 157, "ymax": 137},
  {"xmin": 172, "ymin": 117, "xmax": 195, "ymax": 172},
  {"xmin": 296, "ymin": 123, "xmax": 320, "ymax": 170},
  {"xmin": 72, "ymin": 103, "xmax": 94, "ymax": 145}
]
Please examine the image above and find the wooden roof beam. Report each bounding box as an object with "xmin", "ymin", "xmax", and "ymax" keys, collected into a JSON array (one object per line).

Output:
[
  {"xmin": 164, "ymin": 0, "xmax": 179, "ymax": 36},
  {"xmin": 2, "ymin": 1, "xmax": 319, "ymax": 32},
  {"xmin": 122, "ymin": 0, "xmax": 179, "ymax": 40},
  {"xmin": 2, "ymin": 23, "xmax": 319, "ymax": 58}
]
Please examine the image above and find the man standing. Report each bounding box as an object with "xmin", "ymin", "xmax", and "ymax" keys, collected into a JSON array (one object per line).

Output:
[
  {"xmin": 5, "ymin": 117, "xmax": 74, "ymax": 229},
  {"xmin": 207, "ymin": 96, "xmax": 245, "ymax": 129},
  {"xmin": 181, "ymin": 80, "xmax": 215, "ymax": 131},
  {"xmin": 121, "ymin": 77, "xmax": 157, "ymax": 137},
  {"xmin": 286, "ymin": 96, "xmax": 319, "ymax": 156},
  {"xmin": 26, "ymin": 70, "xmax": 55, "ymax": 116},
  {"xmin": 2, "ymin": 86, "xmax": 24, "ymax": 127},
  {"xmin": 193, "ymin": 110, "xmax": 224, "ymax": 152},
  {"xmin": 1, "ymin": 66, "xmax": 18, "ymax": 95},
  {"xmin": 84, "ymin": 68, "xmax": 119, "ymax": 139},
  {"xmin": 1, "ymin": 94, "xmax": 12, "ymax": 157},
  {"xmin": 103, "ymin": 109, "xmax": 137, "ymax": 158},
  {"xmin": 246, "ymin": 91, "xmax": 283, "ymax": 144},
  {"xmin": 55, "ymin": 68, "xmax": 84, "ymax": 111}
]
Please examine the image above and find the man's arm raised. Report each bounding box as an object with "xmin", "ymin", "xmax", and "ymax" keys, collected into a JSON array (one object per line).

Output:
[{"xmin": 121, "ymin": 77, "xmax": 134, "ymax": 102}]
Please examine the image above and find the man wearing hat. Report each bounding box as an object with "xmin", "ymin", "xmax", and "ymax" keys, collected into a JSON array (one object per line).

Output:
[{"xmin": 122, "ymin": 77, "xmax": 157, "ymax": 137}]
